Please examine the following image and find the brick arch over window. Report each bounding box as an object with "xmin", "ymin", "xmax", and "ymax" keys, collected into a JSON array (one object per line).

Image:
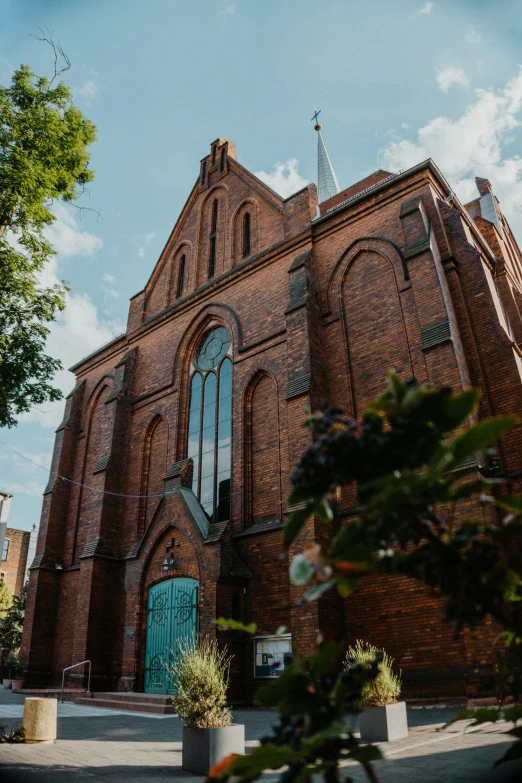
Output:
[
  {"xmin": 340, "ymin": 249, "xmax": 414, "ymax": 417},
  {"xmin": 327, "ymin": 237, "xmax": 408, "ymax": 318},
  {"xmin": 232, "ymin": 200, "xmax": 258, "ymax": 265},
  {"xmin": 196, "ymin": 185, "xmax": 228, "ymax": 285},
  {"xmin": 172, "ymin": 304, "xmax": 241, "ymax": 466},
  {"xmin": 243, "ymin": 370, "xmax": 282, "ymax": 526},
  {"xmin": 168, "ymin": 243, "xmax": 192, "ymax": 305},
  {"xmin": 73, "ymin": 379, "xmax": 114, "ymax": 562},
  {"xmin": 138, "ymin": 415, "xmax": 169, "ymax": 535}
]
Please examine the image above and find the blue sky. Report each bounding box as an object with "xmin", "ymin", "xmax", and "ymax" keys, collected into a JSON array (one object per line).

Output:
[{"xmin": 1, "ymin": 0, "xmax": 522, "ymax": 530}]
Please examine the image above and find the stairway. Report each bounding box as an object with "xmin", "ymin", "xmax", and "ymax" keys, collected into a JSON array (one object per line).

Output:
[{"xmin": 74, "ymin": 691, "xmax": 175, "ymax": 715}]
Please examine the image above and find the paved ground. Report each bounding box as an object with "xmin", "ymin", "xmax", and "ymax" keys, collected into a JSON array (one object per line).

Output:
[{"xmin": 1, "ymin": 687, "xmax": 522, "ymax": 782}]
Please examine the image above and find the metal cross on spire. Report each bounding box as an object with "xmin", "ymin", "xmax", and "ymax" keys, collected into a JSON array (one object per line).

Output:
[{"xmin": 311, "ymin": 108, "xmax": 340, "ymax": 203}]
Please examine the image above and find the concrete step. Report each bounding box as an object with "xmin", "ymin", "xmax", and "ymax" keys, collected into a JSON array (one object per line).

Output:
[
  {"xmin": 88, "ymin": 691, "xmax": 173, "ymax": 706},
  {"xmin": 13, "ymin": 688, "xmax": 86, "ymax": 701},
  {"xmin": 74, "ymin": 696, "xmax": 175, "ymax": 714}
]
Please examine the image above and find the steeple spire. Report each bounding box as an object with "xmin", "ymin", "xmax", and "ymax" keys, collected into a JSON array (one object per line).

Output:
[{"xmin": 312, "ymin": 108, "xmax": 340, "ymax": 203}]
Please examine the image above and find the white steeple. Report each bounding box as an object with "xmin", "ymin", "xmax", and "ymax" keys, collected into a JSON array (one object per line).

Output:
[{"xmin": 312, "ymin": 108, "xmax": 340, "ymax": 203}]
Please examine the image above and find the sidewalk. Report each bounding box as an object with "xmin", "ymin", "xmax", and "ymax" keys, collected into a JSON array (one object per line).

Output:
[{"xmin": 0, "ymin": 687, "xmax": 521, "ymax": 782}]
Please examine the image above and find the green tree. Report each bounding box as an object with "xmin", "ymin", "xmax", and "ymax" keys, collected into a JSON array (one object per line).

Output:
[
  {"xmin": 0, "ymin": 576, "xmax": 12, "ymax": 619},
  {"xmin": 0, "ymin": 585, "xmax": 26, "ymax": 652},
  {"xmin": 0, "ymin": 38, "xmax": 97, "ymax": 427}
]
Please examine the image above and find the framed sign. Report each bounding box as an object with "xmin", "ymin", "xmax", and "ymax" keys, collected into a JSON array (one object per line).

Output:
[{"xmin": 253, "ymin": 634, "xmax": 292, "ymax": 678}]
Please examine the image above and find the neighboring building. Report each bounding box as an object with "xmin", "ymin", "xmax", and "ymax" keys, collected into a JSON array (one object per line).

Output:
[
  {"xmin": 1, "ymin": 526, "xmax": 31, "ymax": 597},
  {"xmin": 21, "ymin": 131, "xmax": 522, "ymax": 700}
]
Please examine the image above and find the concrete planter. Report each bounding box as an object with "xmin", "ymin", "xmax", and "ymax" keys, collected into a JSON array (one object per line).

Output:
[
  {"xmin": 182, "ymin": 724, "xmax": 245, "ymax": 775},
  {"xmin": 11, "ymin": 679, "xmax": 23, "ymax": 690},
  {"xmin": 3, "ymin": 679, "xmax": 12, "ymax": 689},
  {"xmin": 23, "ymin": 697, "xmax": 57, "ymax": 744},
  {"xmin": 359, "ymin": 701, "xmax": 408, "ymax": 742}
]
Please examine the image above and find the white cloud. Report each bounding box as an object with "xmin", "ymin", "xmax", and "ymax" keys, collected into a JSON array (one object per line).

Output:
[
  {"xmin": 101, "ymin": 272, "xmax": 120, "ymax": 313},
  {"xmin": 45, "ymin": 204, "xmax": 103, "ymax": 258},
  {"xmin": 19, "ymin": 209, "xmax": 124, "ymax": 428},
  {"xmin": 134, "ymin": 231, "xmax": 156, "ymax": 259},
  {"xmin": 436, "ymin": 66, "xmax": 470, "ymax": 94},
  {"xmin": 413, "ymin": 2, "xmax": 434, "ymax": 17},
  {"xmin": 254, "ymin": 158, "xmax": 309, "ymax": 199},
  {"xmin": 74, "ymin": 80, "xmax": 98, "ymax": 101},
  {"xmin": 466, "ymin": 27, "xmax": 481, "ymax": 44},
  {"xmin": 379, "ymin": 66, "xmax": 522, "ymax": 239},
  {"xmin": 218, "ymin": 1, "xmax": 236, "ymax": 15}
]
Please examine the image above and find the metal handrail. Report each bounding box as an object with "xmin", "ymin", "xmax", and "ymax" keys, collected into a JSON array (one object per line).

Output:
[{"xmin": 61, "ymin": 660, "xmax": 91, "ymax": 703}]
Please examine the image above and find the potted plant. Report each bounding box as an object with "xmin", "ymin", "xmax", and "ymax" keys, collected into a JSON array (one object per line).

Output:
[
  {"xmin": 169, "ymin": 638, "xmax": 244, "ymax": 775},
  {"xmin": 344, "ymin": 640, "xmax": 407, "ymax": 742},
  {"xmin": 9, "ymin": 655, "xmax": 23, "ymax": 690}
]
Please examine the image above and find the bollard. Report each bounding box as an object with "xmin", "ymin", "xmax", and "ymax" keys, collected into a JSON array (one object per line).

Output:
[{"xmin": 22, "ymin": 697, "xmax": 57, "ymax": 744}]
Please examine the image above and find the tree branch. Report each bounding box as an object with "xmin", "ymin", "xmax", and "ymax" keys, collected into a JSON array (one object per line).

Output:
[{"xmin": 30, "ymin": 27, "xmax": 71, "ymax": 90}]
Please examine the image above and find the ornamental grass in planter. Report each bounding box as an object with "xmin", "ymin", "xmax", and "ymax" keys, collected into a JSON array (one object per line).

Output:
[
  {"xmin": 169, "ymin": 639, "xmax": 244, "ymax": 775},
  {"xmin": 344, "ymin": 640, "xmax": 407, "ymax": 742}
]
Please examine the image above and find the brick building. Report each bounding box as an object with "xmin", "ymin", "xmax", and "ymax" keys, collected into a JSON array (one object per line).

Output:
[
  {"xmin": 21, "ymin": 133, "xmax": 522, "ymax": 700},
  {"xmin": 1, "ymin": 527, "xmax": 30, "ymax": 597}
]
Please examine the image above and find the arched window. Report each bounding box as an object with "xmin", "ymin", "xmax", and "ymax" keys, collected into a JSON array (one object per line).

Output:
[
  {"xmin": 176, "ymin": 255, "xmax": 186, "ymax": 299},
  {"xmin": 242, "ymin": 212, "xmax": 251, "ymax": 258},
  {"xmin": 187, "ymin": 327, "xmax": 232, "ymax": 522},
  {"xmin": 208, "ymin": 199, "xmax": 218, "ymax": 279},
  {"xmin": 220, "ymin": 146, "xmax": 226, "ymax": 173}
]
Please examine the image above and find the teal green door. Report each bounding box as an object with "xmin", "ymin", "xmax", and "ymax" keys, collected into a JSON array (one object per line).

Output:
[{"xmin": 144, "ymin": 577, "xmax": 199, "ymax": 694}]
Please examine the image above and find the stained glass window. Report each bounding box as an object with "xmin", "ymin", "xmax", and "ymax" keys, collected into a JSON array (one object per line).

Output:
[{"xmin": 187, "ymin": 328, "xmax": 232, "ymax": 522}]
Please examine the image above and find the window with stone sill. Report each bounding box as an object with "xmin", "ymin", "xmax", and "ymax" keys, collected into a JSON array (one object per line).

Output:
[
  {"xmin": 187, "ymin": 327, "xmax": 232, "ymax": 522},
  {"xmin": 2, "ymin": 538, "xmax": 9, "ymax": 561}
]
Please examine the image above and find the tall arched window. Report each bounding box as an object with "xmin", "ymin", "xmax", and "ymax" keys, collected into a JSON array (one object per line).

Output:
[
  {"xmin": 242, "ymin": 213, "xmax": 251, "ymax": 258},
  {"xmin": 176, "ymin": 255, "xmax": 186, "ymax": 299},
  {"xmin": 208, "ymin": 200, "xmax": 218, "ymax": 279},
  {"xmin": 187, "ymin": 327, "xmax": 232, "ymax": 522}
]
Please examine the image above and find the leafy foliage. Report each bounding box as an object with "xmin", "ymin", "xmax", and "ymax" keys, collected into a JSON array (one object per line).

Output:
[
  {"xmin": 169, "ymin": 638, "xmax": 232, "ymax": 729},
  {"xmin": 0, "ymin": 56, "xmax": 97, "ymax": 426},
  {"xmin": 0, "ymin": 585, "xmax": 27, "ymax": 652},
  {"xmin": 0, "ymin": 724, "xmax": 24, "ymax": 743},
  {"xmin": 284, "ymin": 373, "xmax": 522, "ymax": 768},
  {"xmin": 345, "ymin": 641, "xmax": 401, "ymax": 707},
  {"xmin": 0, "ymin": 576, "xmax": 12, "ymax": 618},
  {"xmin": 207, "ymin": 642, "xmax": 383, "ymax": 783}
]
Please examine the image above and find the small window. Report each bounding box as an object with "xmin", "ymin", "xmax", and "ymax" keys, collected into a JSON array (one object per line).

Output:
[
  {"xmin": 211, "ymin": 145, "xmax": 217, "ymax": 164},
  {"xmin": 2, "ymin": 539, "xmax": 9, "ymax": 561},
  {"xmin": 242, "ymin": 212, "xmax": 251, "ymax": 258},
  {"xmin": 208, "ymin": 199, "xmax": 218, "ymax": 279},
  {"xmin": 200, "ymin": 160, "xmax": 207, "ymax": 185},
  {"xmin": 220, "ymin": 146, "xmax": 226, "ymax": 173},
  {"xmin": 176, "ymin": 255, "xmax": 186, "ymax": 299}
]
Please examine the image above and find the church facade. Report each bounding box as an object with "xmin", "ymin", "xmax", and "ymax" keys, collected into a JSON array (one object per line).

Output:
[{"xmin": 21, "ymin": 135, "xmax": 522, "ymax": 700}]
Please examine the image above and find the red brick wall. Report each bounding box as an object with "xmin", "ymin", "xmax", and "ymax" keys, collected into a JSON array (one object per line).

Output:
[
  {"xmin": 247, "ymin": 372, "xmax": 282, "ymax": 525},
  {"xmin": 1, "ymin": 527, "xmax": 29, "ymax": 596},
  {"xmin": 21, "ymin": 142, "xmax": 522, "ymax": 699}
]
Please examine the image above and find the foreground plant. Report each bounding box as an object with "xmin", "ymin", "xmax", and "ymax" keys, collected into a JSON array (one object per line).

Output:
[
  {"xmin": 208, "ymin": 641, "xmax": 384, "ymax": 783},
  {"xmin": 213, "ymin": 375, "xmax": 522, "ymax": 780},
  {"xmin": 284, "ymin": 374, "xmax": 522, "ymax": 766},
  {"xmin": 170, "ymin": 638, "xmax": 232, "ymax": 729}
]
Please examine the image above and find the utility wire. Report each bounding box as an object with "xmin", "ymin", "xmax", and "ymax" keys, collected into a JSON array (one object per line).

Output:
[{"xmin": 0, "ymin": 440, "xmax": 165, "ymax": 499}]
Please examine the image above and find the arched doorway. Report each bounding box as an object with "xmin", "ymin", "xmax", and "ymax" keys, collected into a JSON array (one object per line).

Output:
[{"xmin": 144, "ymin": 577, "xmax": 199, "ymax": 694}]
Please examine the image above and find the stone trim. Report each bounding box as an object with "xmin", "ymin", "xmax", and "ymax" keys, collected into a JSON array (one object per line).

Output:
[
  {"xmin": 286, "ymin": 372, "xmax": 311, "ymax": 399},
  {"xmin": 80, "ymin": 540, "xmax": 100, "ymax": 558},
  {"xmin": 400, "ymin": 196, "xmax": 422, "ymax": 217},
  {"xmin": 233, "ymin": 519, "xmax": 283, "ymax": 539},
  {"xmin": 93, "ymin": 454, "xmax": 110, "ymax": 474},
  {"xmin": 420, "ymin": 320, "xmax": 452, "ymax": 351},
  {"xmin": 29, "ymin": 555, "xmax": 44, "ymax": 570},
  {"xmin": 43, "ymin": 478, "xmax": 56, "ymax": 495},
  {"xmin": 288, "ymin": 249, "xmax": 311, "ymax": 272},
  {"xmin": 404, "ymin": 233, "xmax": 431, "ymax": 260}
]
